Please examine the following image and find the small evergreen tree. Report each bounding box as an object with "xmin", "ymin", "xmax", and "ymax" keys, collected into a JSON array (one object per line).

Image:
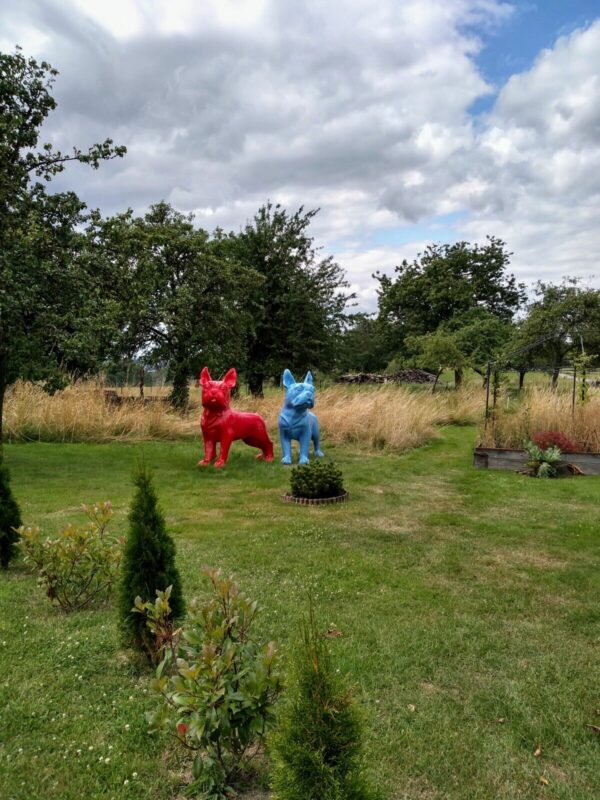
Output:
[
  {"xmin": 271, "ymin": 608, "xmax": 378, "ymax": 800},
  {"xmin": 119, "ymin": 465, "xmax": 184, "ymax": 655},
  {"xmin": 0, "ymin": 459, "xmax": 22, "ymax": 569}
]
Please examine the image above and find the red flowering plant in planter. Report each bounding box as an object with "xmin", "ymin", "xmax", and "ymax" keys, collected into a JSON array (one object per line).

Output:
[{"xmin": 531, "ymin": 431, "xmax": 579, "ymax": 453}]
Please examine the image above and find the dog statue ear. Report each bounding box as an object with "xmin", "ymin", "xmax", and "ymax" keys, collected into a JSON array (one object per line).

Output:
[
  {"xmin": 223, "ymin": 368, "xmax": 237, "ymax": 389},
  {"xmin": 200, "ymin": 367, "xmax": 212, "ymax": 386},
  {"xmin": 304, "ymin": 371, "xmax": 314, "ymax": 386},
  {"xmin": 282, "ymin": 369, "xmax": 296, "ymax": 388}
]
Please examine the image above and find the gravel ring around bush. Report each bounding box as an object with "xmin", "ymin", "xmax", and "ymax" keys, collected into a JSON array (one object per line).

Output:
[{"xmin": 282, "ymin": 491, "xmax": 349, "ymax": 505}]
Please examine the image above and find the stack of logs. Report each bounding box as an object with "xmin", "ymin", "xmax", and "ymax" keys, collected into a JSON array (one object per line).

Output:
[{"xmin": 336, "ymin": 369, "xmax": 436, "ymax": 385}]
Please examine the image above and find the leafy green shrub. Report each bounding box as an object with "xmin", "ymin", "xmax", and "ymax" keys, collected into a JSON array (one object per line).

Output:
[
  {"xmin": 147, "ymin": 567, "xmax": 282, "ymax": 799},
  {"xmin": 271, "ymin": 608, "xmax": 378, "ymax": 800},
  {"xmin": 0, "ymin": 460, "xmax": 22, "ymax": 569},
  {"xmin": 290, "ymin": 460, "xmax": 345, "ymax": 499},
  {"xmin": 132, "ymin": 585, "xmax": 182, "ymax": 665},
  {"xmin": 118, "ymin": 465, "xmax": 184, "ymax": 657},
  {"xmin": 18, "ymin": 502, "xmax": 121, "ymax": 610},
  {"xmin": 523, "ymin": 440, "xmax": 562, "ymax": 478}
]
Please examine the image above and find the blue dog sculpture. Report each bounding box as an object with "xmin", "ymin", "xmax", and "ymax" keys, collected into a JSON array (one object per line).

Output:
[{"xmin": 279, "ymin": 369, "xmax": 324, "ymax": 465}]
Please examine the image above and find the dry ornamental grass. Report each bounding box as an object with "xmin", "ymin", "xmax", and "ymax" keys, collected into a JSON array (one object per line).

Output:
[
  {"xmin": 479, "ymin": 386, "xmax": 600, "ymax": 453},
  {"xmin": 3, "ymin": 381, "xmax": 195, "ymax": 443},
  {"xmin": 4, "ymin": 380, "xmax": 483, "ymax": 451}
]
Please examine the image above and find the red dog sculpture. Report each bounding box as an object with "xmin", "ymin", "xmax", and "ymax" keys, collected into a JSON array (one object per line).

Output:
[{"xmin": 198, "ymin": 367, "xmax": 273, "ymax": 468}]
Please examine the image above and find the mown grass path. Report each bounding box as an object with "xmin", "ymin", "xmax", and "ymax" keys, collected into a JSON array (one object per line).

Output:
[{"xmin": 1, "ymin": 428, "xmax": 599, "ymax": 799}]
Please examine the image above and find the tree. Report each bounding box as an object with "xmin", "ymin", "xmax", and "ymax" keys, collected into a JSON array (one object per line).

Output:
[
  {"xmin": 0, "ymin": 47, "xmax": 126, "ymax": 441},
  {"xmin": 408, "ymin": 309, "xmax": 512, "ymax": 389},
  {"xmin": 229, "ymin": 203, "xmax": 352, "ymax": 395},
  {"xmin": 407, "ymin": 328, "xmax": 467, "ymax": 391},
  {"xmin": 518, "ymin": 280, "xmax": 600, "ymax": 388},
  {"xmin": 499, "ymin": 323, "xmax": 538, "ymax": 389},
  {"xmin": 118, "ymin": 465, "xmax": 184, "ymax": 657},
  {"xmin": 93, "ymin": 202, "xmax": 261, "ymax": 409},
  {"xmin": 376, "ymin": 237, "xmax": 524, "ymax": 362},
  {"xmin": 271, "ymin": 608, "xmax": 377, "ymax": 800},
  {"xmin": 336, "ymin": 314, "xmax": 389, "ymax": 374},
  {"xmin": 0, "ymin": 459, "xmax": 21, "ymax": 568}
]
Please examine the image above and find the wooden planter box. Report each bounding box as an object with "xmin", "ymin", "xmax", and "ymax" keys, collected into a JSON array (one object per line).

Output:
[{"xmin": 474, "ymin": 446, "xmax": 600, "ymax": 475}]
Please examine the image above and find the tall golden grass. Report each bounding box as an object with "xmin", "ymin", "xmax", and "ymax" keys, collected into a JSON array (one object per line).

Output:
[
  {"xmin": 242, "ymin": 384, "xmax": 483, "ymax": 451},
  {"xmin": 478, "ymin": 386, "xmax": 600, "ymax": 453},
  {"xmin": 3, "ymin": 381, "xmax": 195, "ymax": 443},
  {"xmin": 4, "ymin": 381, "xmax": 484, "ymax": 451}
]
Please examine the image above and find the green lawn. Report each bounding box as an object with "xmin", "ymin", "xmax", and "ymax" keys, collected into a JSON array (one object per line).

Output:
[{"xmin": 1, "ymin": 429, "xmax": 599, "ymax": 799}]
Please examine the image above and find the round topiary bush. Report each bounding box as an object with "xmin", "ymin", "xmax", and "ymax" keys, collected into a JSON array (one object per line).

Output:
[{"xmin": 289, "ymin": 460, "xmax": 345, "ymax": 500}]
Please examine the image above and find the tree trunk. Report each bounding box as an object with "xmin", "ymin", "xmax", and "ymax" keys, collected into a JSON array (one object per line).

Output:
[
  {"xmin": 551, "ymin": 367, "xmax": 560, "ymax": 390},
  {"xmin": 454, "ymin": 368, "xmax": 463, "ymax": 389},
  {"xmin": 518, "ymin": 368, "xmax": 526, "ymax": 390},
  {"xmin": 169, "ymin": 363, "xmax": 189, "ymax": 410},
  {"xmin": 247, "ymin": 373, "xmax": 264, "ymax": 397},
  {"xmin": 431, "ymin": 368, "xmax": 442, "ymax": 394},
  {"xmin": 139, "ymin": 366, "xmax": 145, "ymax": 399}
]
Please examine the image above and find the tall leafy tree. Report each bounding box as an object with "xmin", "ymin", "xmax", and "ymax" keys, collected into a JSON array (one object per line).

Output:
[
  {"xmin": 0, "ymin": 47, "xmax": 126, "ymax": 441},
  {"xmin": 376, "ymin": 237, "xmax": 525, "ymax": 363},
  {"xmin": 517, "ymin": 280, "xmax": 600, "ymax": 387},
  {"xmin": 91, "ymin": 202, "xmax": 262, "ymax": 408},
  {"xmin": 230, "ymin": 203, "xmax": 352, "ymax": 395}
]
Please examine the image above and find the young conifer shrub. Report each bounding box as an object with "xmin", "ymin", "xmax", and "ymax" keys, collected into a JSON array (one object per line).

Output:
[
  {"xmin": 271, "ymin": 608, "xmax": 378, "ymax": 800},
  {"xmin": 0, "ymin": 460, "xmax": 22, "ymax": 569},
  {"xmin": 119, "ymin": 465, "xmax": 184, "ymax": 656}
]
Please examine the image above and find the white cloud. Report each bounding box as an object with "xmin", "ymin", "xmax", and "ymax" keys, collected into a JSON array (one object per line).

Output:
[
  {"xmin": 460, "ymin": 20, "xmax": 600, "ymax": 287},
  {"xmin": 1, "ymin": 0, "xmax": 599, "ymax": 310}
]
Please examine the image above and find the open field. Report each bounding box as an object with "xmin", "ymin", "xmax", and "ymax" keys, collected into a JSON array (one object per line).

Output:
[{"xmin": 1, "ymin": 428, "xmax": 599, "ymax": 799}]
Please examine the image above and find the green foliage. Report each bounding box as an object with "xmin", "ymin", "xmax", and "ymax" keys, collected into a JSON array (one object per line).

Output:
[
  {"xmin": 132, "ymin": 585, "xmax": 182, "ymax": 665},
  {"xmin": 229, "ymin": 202, "xmax": 352, "ymax": 394},
  {"xmin": 17, "ymin": 502, "xmax": 121, "ymax": 609},
  {"xmin": 290, "ymin": 460, "xmax": 345, "ymax": 499},
  {"xmin": 0, "ymin": 47, "xmax": 126, "ymax": 439},
  {"xmin": 517, "ymin": 280, "xmax": 600, "ymax": 384},
  {"xmin": 271, "ymin": 608, "xmax": 377, "ymax": 800},
  {"xmin": 376, "ymin": 237, "xmax": 524, "ymax": 361},
  {"xmin": 147, "ymin": 567, "xmax": 282, "ymax": 799},
  {"xmin": 118, "ymin": 465, "xmax": 184, "ymax": 655},
  {"xmin": 523, "ymin": 440, "xmax": 563, "ymax": 479},
  {"xmin": 407, "ymin": 327, "xmax": 466, "ymax": 378},
  {"xmin": 337, "ymin": 314, "xmax": 389, "ymax": 374},
  {"xmin": 0, "ymin": 460, "xmax": 21, "ymax": 568},
  {"xmin": 90, "ymin": 202, "xmax": 261, "ymax": 409}
]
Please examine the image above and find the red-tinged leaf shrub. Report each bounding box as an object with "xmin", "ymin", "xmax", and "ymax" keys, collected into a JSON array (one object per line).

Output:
[
  {"xmin": 531, "ymin": 431, "xmax": 579, "ymax": 453},
  {"xmin": 18, "ymin": 502, "xmax": 121, "ymax": 610},
  {"xmin": 146, "ymin": 568, "xmax": 282, "ymax": 799}
]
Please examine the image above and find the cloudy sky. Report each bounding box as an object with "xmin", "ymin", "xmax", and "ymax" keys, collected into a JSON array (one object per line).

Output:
[{"xmin": 2, "ymin": 0, "xmax": 599, "ymax": 310}]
